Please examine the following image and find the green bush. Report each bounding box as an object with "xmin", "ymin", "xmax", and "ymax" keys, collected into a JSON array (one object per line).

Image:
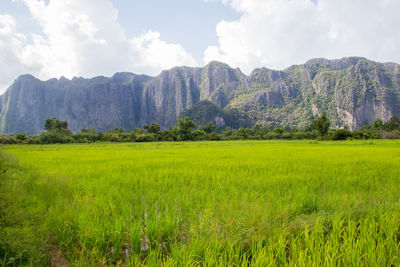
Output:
[
  {"xmin": 108, "ymin": 134, "xmax": 121, "ymax": 143},
  {"xmin": 329, "ymin": 129, "xmax": 352, "ymax": 140},
  {"xmin": 192, "ymin": 130, "xmax": 207, "ymax": 140},
  {"xmin": 15, "ymin": 134, "xmax": 28, "ymax": 142},
  {"xmin": 381, "ymin": 130, "xmax": 400, "ymax": 139},
  {"xmin": 136, "ymin": 133, "xmax": 158, "ymax": 142},
  {"xmin": 39, "ymin": 132, "xmax": 74, "ymax": 144},
  {"xmin": 73, "ymin": 132, "xmax": 98, "ymax": 143},
  {"xmin": 0, "ymin": 135, "xmax": 18, "ymax": 144}
]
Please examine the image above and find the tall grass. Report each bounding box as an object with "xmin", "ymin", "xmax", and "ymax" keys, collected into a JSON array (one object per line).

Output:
[{"xmin": 1, "ymin": 140, "xmax": 400, "ymax": 265}]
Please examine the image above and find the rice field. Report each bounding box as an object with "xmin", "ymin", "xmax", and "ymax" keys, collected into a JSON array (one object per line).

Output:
[{"xmin": 1, "ymin": 140, "xmax": 400, "ymax": 266}]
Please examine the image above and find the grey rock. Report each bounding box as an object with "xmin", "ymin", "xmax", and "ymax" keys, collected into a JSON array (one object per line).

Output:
[{"xmin": 1, "ymin": 57, "xmax": 400, "ymax": 133}]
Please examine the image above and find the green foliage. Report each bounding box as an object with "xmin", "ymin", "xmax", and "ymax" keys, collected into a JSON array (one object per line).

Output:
[
  {"xmin": 176, "ymin": 117, "xmax": 196, "ymax": 141},
  {"xmin": 108, "ymin": 133, "xmax": 121, "ymax": 143},
  {"xmin": 383, "ymin": 116, "xmax": 400, "ymax": 131},
  {"xmin": 3, "ymin": 115, "xmax": 400, "ymax": 145},
  {"xmin": 39, "ymin": 132, "xmax": 74, "ymax": 144},
  {"xmin": 73, "ymin": 131, "xmax": 98, "ymax": 143},
  {"xmin": 108, "ymin": 128, "xmax": 124, "ymax": 134},
  {"xmin": 15, "ymin": 133, "xmax": 28, "ymax": 142},
  {"xmin": 160, "ymin": 128, "xmax": 177, "ymax": 141},
  {"xmin": 373, "ymin": 118, "xmax": 383, "ymax": 130},
  {"xmin": 192, "ymin": 129, "xmax": 207, "ymax": 140},
  {"xmin": 199, "ymin": 121, "xmax": 217, "ymax": 134},
  {"xmin": 235, "ymin": 127, "xmax": 249, "ymax": 140},
  {"xmin": 144, "ymin": 123, "xmax": 161, "ymax": 137},
  {"xmin": 136, "ymin": 133, "xmax": 158, "ymax": 142},
  {"xmin": 179, "ymin": 100, "xmax": 245, "ymax": 129},
  {"xmin": 0, "ymin": 135, "xmax": 18, "ymax": 144},
  {"xmin": 129, "ymin": 132, "xmax": 137, "ymax": 142},
  {"xmin": 221, "ymin": 126, "xmax": 234, "ymax": 138},
  {"xmin": 38, "ymin": 117, "xmax": 73, "ymax": 144},
  {"xmin": 307, "ymin": 112, "xmax": 331, "ymax": 137},
  {"xmin": 329, "ymin": 128, "xmax": 353, "ymax": 140},
  {"xmin": 44, "ymin": 118, "xmax": 70, "ymax": 134},
  {"xmin": 380, "ymin": 130, "xmax": 400, "ymax": 139}
]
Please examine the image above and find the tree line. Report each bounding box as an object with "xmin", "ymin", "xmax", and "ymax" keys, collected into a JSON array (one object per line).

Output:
[{"xmin": 1, "ymin": 113, "xmax": 400, "ymax": 144}]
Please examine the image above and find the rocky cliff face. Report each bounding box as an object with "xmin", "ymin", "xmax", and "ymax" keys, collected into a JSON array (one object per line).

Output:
[{"xmin": 1, "ymin": 57, "xmax": 400, "ymax": 134}]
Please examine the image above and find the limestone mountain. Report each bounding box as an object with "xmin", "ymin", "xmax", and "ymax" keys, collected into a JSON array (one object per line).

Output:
[{"xmin": 1, "ymin": 57, "xmax": 399, "ymax": 134}]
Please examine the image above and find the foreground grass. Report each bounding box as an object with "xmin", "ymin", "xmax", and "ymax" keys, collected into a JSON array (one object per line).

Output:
[{"xmin": 1, "ymin": 140, "xmax": 400, "ymax": 266}]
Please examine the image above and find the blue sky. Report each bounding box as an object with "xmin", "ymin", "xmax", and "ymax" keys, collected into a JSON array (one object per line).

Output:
[
  {"xmin": 1, "ymin": 0, "xmax": 400, "ymax": 92},
  {"xmin": 112, "ymin": 0, "xmax": 239, "ymax": 63}
]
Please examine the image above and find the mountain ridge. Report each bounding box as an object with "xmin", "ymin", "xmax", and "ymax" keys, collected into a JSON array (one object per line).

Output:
[{"xmin": 1, "ymin": 57, "xmax": 400, "ymax": 134}]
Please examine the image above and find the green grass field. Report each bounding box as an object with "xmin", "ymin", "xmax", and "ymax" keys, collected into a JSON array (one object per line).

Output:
[{"xmin": 1, "ymin": 140, "xmax": 400, "ymax": 266}]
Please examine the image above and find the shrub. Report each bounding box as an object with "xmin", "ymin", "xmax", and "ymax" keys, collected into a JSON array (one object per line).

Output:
[
  {"xmin": 161, "ymin": 129, "xmax": 177, "ymax": 141},
  {"xmin": 0, "ymin": 135, "xmax": 18, "ymax": 144},
  {"xmin": 73, "ymin": 133, "xmax": 98, "ymax": 143},
  {"xmin": 108, "ymin": 134, "xmax": 121, "ymax": 143},
  {"xmin": 192, "ymin": 130, "xmax": 207, "ymax": 140},
  {"xmin": 136, "ymin": 134, "xmax": 158, "ymax": 142},
  {"xmin": 329, "ymin": 129, "xmax": 352, "ymax": 140},
  {"xmin": 292, "ymin": 131, "xmax": 307, "ymax": 140},
  {"xmin": 26, "ymin": 137, "xmax": 40, "ymax": 144},
  {"xmin": 381, "ymin": 130, "xmax": 400, "ymax": 139},
  {"xmin": 15, "ymin": 134, "xmax": 28, "ymax": 142},
  {"xmin": 39, "ymin": 132, "xmax": 74, "ymax": 144}
]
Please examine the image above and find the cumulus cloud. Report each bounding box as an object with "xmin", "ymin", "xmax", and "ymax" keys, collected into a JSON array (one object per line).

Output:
[
  {"xmin": 0, "ymin": 0, "xmax": 197, "ymax": 92},
  {"xmin": 0, "ymin": 14, "xmax": 40, "ymax": 90},
  {"xmin": 131, "ymin": 31, "xmax": 199, "ymax": 75},
  {"xmin": 204, "ymin": 0, "xmax": 400, "ymax": 73}
]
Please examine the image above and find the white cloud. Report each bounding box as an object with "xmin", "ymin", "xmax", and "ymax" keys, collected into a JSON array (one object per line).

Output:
[
  {"xmin": 131, "ymin": 31, "xmax": 198, "ymax": 74},
  {"xmin": 0, "ymin": 0, "xmax": 197, "ymax": 92},
  {"xmin": 0, "ymin": 14, "xmax": 41, "ymax": 90},
  {"xmin": 204, "ymin": 0, "xmax": 400, "ymax": 73}
]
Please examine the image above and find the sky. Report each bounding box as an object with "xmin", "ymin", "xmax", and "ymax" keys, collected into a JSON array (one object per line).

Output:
[{"xmin": 1, "ymin": 0, "xmax": 400, "ymax": 93}]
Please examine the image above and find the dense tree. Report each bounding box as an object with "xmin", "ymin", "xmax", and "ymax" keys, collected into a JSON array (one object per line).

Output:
[
  {"xmin": 161, "ymin": 129, "xmax": 176, "ymax": 141},
  {"xmin": 383, "ymin": 116, "xmax": 400, "ymax": 131},
  {"xmin": 44, "ymin": 118, "xmax": 69, "ymax": 132},
  {"xmin": 6, "ymin": 114, "xmax": 400, "ymax": 145},
  {"xmin": 15, "ymin": 133, "xmax": 27, "ymax": 141},
  {"xmin": 329, "ymin": 128, "xmax": 352, "ymax": 140},
  {"xmin": 42, "ymin": 117, "xmax": 72, "ymax": 143},
  {"xmin": 74, "ymin": 128, "xmax": 99, "ymax": 143},
  {"xmin": 199, "ymin": 122, "xmax": 217, "ymax": 134},
  {"xmin": 80, "ymin": 128, "xmax": 96, "ymax": 134},
  {"xmin": 372, "ymin": 119, "xmax": 383, "ymax": 130},
  {"xmin": 176, "ymin": 117, "xmax": 196, "ymax": 141},
  {"xmin": 39, "ymin": 132, "xmax": 74, "ymax": 144},
  {"xmin": 308, "ymin": 112, "xmax": 330, "ymax": 137},
  {"xmin": 236, "ymin": 127, "xmax": 249, "ymax": 140},
  {"xmin": 222, "ymin": 127, "xmax": 233, "ymax": 138},
  {"xmin": 144, "ymin": 123, "xmax": 161, "ymax": 136},
  {"xmin": 108, "ymin": 128, "xmax": 124, "ymax": 134}
]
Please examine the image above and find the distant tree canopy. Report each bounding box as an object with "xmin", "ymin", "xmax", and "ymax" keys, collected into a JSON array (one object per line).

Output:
[
  {"xmin": 44, "ymin": 118, "xmax": 69, "ymax": 132},
  {"xmin": 373, "ymin": 119, "xmax": 383, "ymax": 130},
  {"xmin": 40, "ymin": 117, "xmax": 73, "ymax": 144},
  {"xmin": 177, "ymin": 117, "xmax": 196, "ymax": 141},
  {"xmin": 307, "ymin": 112, "xmax": 331, "ymax": 137},
  {"xmin": 144, "ymin": 123, "xmax": 161, "ymax": 136},
  {"xmin": 199, "ymin": 122, "xmax": 217, "ymax": 134},
  {"xmin": 2, "ymin": 114, "xmax": 400, "ymax": 145},
  {"xmin": 383, "ymin": 116, "xmax": 400, "ymax": 131}
]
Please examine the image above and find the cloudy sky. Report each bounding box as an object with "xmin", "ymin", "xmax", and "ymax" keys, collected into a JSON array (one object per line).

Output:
[{"xmin": 1, "ymin": 0, "xmax": 400, "ymax": 93}]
